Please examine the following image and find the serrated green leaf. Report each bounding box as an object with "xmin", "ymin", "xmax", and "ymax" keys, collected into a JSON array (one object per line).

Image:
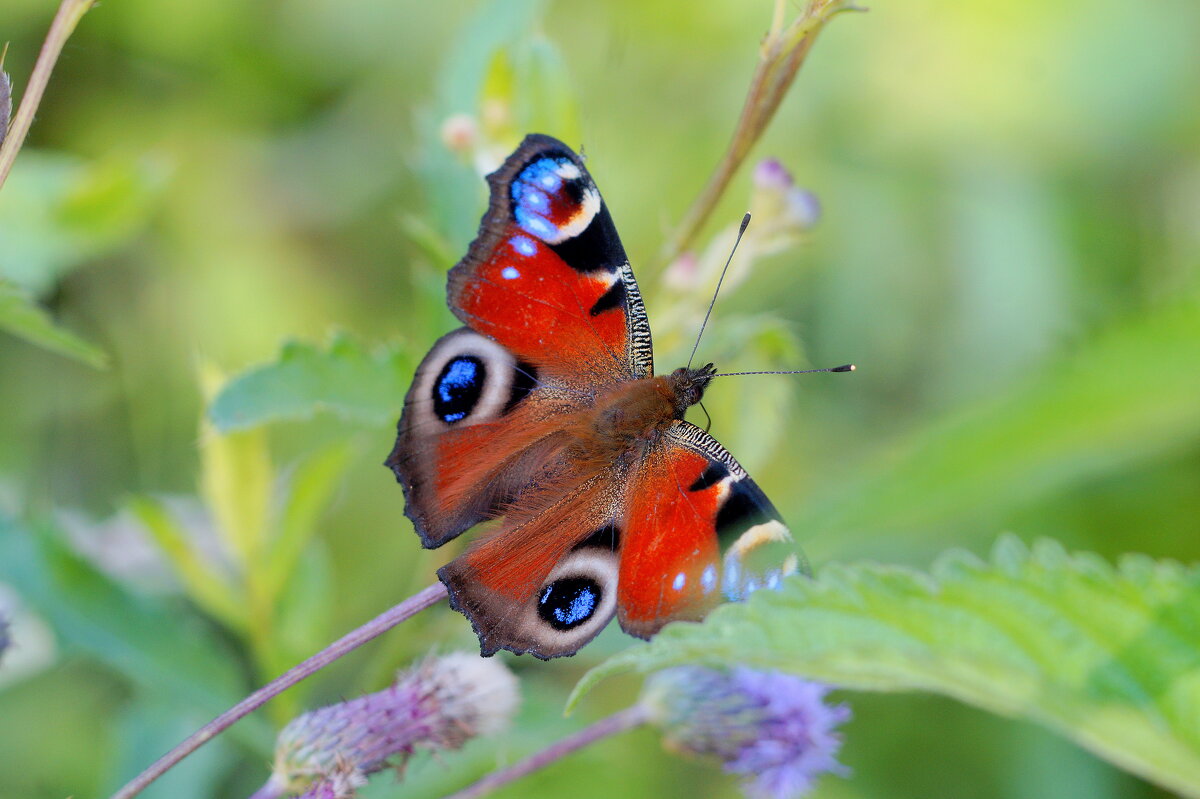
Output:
[
  {"xmin": 571, "ymin": 535, "xmax": 1200, "ymax": 797},
  {"xmin": 0, "ymin": 279, "xmax": 108, "ymax": 367},
  {"xmin": 207, "ymin": 333, "xmax": 413, "ymax": 432}
]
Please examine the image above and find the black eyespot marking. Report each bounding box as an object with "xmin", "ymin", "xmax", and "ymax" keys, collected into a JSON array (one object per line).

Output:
[
  {"xmin": 562, "ymin": 172, "xmax": 587, "ymax": 204},
  {"xmin": 548, "ymin": 203, "xmax": 626, "ymax": 274},
  {"xmin": 689, "ymin": 461, "xmax": 729, "ymax": 492},
  {"xmin": 538, "ymin": 577, "xmax": 601, "ymax": 630},
  {"xmin": 589, "ymin": 279, "xmax": 626, "ymax": 317},
  {"xmin": 716, "ymin": 483, "xmax": 773, "ymax": 545},
  {"xmin": 575, "ymin": 524, "xmax": 620, "ymax": 551},
  {"xmin": 505, "ymin": 360, "xmax": 538, "ymax": 413},
  {"xmin": 433, "ymin": 356, "xmax": 486, "ymax": 424}
]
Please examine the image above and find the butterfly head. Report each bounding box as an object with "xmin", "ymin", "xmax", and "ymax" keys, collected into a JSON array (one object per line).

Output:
[{"xmin": 666, "ymin": 363, "xmax": 717, "ymax": 416}]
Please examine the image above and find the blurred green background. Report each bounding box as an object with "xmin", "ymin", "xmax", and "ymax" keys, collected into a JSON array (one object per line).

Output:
[{"xmin": 0, "ymin": 0, "xmax": 1198, "ymax": 797}]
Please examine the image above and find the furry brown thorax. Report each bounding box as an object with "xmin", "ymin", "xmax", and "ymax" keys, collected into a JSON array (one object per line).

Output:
[{"xmin": 568, "ymin": 364, "xmax": 717, "ymax": 466}]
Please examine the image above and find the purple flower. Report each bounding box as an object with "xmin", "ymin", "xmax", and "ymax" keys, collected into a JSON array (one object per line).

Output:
[
  {"xmin": 260, "ymin": 653, "xmax": 519, "ymax": 798},
  {"xmin": 644, "ymin": 667, "xmax": 850, "ymax": 799}
]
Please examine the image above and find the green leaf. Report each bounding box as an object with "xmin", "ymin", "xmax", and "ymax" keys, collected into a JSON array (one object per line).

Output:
[
  {"xmin": 0, "ymin": 516, "xmax": 264, "ymax": 741},
  {"xmin": 263, "ymin": 443, "xmax": 352, "ymax": 602},
  {"xmin": 200, "ymin": 363, "xmax": 273, "ymax": 568},
  {"xmin": 0, "ymin": 152, "xmax": 165, "ymax": 296},
  {"xmin": 571, "ymin": 536, "xmax": 1200, "ymax": 798},
  {"xmin": 125, "ymin": 496, "xmax": 245, "ymax": 631},
  {"xmin": 0, "ymin": 279, "xmax": 108, "ymax": 367},
  {"xmin": 207, "ymin": 333, "xmax": 413, "ymax": 432}
]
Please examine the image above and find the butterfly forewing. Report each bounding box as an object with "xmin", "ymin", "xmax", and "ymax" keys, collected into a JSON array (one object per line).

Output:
[{"xmin": 448, "ymin": 134, "xmax": 652, "ymax": 385}]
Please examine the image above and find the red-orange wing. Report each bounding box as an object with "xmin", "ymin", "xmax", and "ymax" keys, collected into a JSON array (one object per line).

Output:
[
  {"xmin": 448, "ymin": 133, "xmax": 653, "ymax": 386},
  {"xmin": 617, "ymin": 421, "xmax": 802, "ymax": 639},
  {"xmin": 437, "ymin": 468, "xmax": 626, "ymax": 660}
]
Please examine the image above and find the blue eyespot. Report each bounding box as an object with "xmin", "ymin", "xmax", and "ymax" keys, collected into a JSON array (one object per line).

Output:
[
  {"xmin": 512, "ymin": 157, "xmax": 575, "ymax": 241},
  {"xmin": 538, "ymin": 577, "xmax": 600, "ymax": 630},
  {"xmin": 432, "ymin": 356, "xmax": 486, "ymax": 425},
  {"xmin": 514, "ymin": 207, "xmax": 557, "ymax": 240}
]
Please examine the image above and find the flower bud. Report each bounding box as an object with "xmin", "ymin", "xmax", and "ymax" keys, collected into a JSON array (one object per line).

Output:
[{"xmin": 266, "ymin": 653, "xmax": 519, "ymax": 797}]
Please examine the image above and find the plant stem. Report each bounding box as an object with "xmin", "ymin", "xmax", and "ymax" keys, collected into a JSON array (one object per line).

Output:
[
  {"xmin": 441, "ymin": 704, "xmax": 652, "ymax": 799},
  {"xmin": 0, "ymin": 0, "xmax": 97, "ymax": 192},
  {"xmin": 658, "ymin": 0, "xmax": 851, "ymax": 267},
  {"xmin": 109, "ymin": 581, "xmax": 449, "ymax": 799}
]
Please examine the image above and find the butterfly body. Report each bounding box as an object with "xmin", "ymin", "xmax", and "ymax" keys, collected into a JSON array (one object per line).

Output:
[{"xmin": 388, "ymin": 135, "xmax": 799, "ymax": 659}]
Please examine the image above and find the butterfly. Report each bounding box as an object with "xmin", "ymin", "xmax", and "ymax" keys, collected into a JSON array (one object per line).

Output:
[{"xmin": 387, "ymin": 133, "xmax": 804, "ymax": 659}]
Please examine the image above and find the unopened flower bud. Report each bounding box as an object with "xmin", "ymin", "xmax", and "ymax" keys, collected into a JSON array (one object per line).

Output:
[
  {"xmin": 440, "ymin": 114, "xmax": 480, "ymax": 155},
  {"xmin": 753, "ymin": 158, "xmax": 795, "ymax": 192},
  {"xmin": 750, "ymin": 158, "xmax": 821, "ymax": 237}
]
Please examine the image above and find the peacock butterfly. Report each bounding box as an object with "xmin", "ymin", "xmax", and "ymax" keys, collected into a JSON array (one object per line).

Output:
[{"xmin": 387, "ymin": 133, "xmax": 807, "ymax": 659}]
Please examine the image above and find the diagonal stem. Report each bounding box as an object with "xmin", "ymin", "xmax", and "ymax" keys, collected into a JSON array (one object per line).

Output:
[
  {"xmin": 657, "ymin": 0, "xmax": 853, "ymax": 268},
  {"xmin": 109, "ymin": 581, "xmax": 449, "ymax": 799},
  {"xmin": 0, "ymin": 0, "xmax": 97, "ymax": 192},
  {"xmin": 440, "ymin": 704, "xmax": 652, "ymax": 799}
]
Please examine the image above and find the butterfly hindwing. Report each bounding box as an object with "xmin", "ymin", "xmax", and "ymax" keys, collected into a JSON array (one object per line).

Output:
[
  {"xmin": 617, "ymin": 421, "xmax": 801, "ymax": 639},
  {"xmin": 437, "ymin": 470, "xmax": 625, "ymax": 659}
]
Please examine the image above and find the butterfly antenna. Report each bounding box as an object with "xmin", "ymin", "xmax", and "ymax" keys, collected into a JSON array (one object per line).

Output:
[
  {"xmin": 711, "ymin": 364, "xmax": 856, "ymax": 377},
  {"xmin": 686, "ymin": 212, "xmax": 752, "ymax": 370}
]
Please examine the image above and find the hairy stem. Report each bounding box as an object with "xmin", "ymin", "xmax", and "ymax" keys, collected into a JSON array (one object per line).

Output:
[
  {"xmin": 441, "ymin": 705, "xmax": 653, "ymax": 799},
  {"xmin": 0, "ymin": 0, "xmax": 97, "ymax": 192},
  {"xmin": 109, "ymin": 581, "xmax": 449, "ymax": 799}
]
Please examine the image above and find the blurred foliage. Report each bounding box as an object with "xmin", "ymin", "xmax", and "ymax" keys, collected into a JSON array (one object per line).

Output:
[
  {"xmin": 209, "ymin": 334, "xmax": 413, "ymax": 432},
  {"xmin": 0, "ymin": 0, "xmax": 1198, "ymax": 798}
]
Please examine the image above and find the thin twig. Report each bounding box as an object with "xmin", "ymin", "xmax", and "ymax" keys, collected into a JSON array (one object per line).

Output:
[
  {"xmin": 658, "ymin": 0, "xmax": 853, "ymax": 267},
  {"xmin": 440, "ymin": 705, "xmax": 652, "ymax": 799},
  {"xmin": 109, "ymin": 581, "xmax": 449, "ymax": 799},
  {"xmin": 0, "ymin": 0, "xmax": 97, "ymax": 192}
]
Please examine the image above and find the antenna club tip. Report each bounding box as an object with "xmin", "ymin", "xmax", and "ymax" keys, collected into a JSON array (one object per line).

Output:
[
  {"xmin": 739, "ymin": 213, "xmax": 751, "ymax": 233},
  {"xmin": 832, "ymin": 364, "xmax": 856, "ymax": 372}
]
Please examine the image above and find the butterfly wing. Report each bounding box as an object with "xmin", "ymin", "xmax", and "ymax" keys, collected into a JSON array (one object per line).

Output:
[
  {"xmin": 448, "ymin": 133, "xmax": 653, "ymax": 385},
  {"xmin": 438, "ymin": 469, "xmax": 626, "ymax": 659},
  {"xmin": 617, "ymin": 421, "xmax": 803, "ymax": 639},
  {"xmin": 437, "ymin": 421, "xmax": 800, "ymax": 659},
  {"xmin": 388, "ymin": 134, "xmax": 651, "ymax": 548}
]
